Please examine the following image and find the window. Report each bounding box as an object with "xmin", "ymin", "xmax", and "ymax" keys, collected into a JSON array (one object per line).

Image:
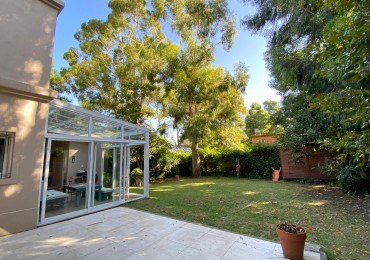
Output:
[{"xmin": 0, "ymin": 132, "xmax": 15, "ymax": 179}]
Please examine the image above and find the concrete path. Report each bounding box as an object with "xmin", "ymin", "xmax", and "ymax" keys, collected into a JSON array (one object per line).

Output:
[{"xmin": 0, "ymin": 207, "xmax": 323, "ymax": 259}]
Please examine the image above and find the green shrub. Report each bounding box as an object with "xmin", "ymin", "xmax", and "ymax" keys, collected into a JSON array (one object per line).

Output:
[
  {"xmin": 336, "ymin": 165, "xmax": 370, "ymax": 195},
  {"xmin": 198, "ymin": 144, "xmax": 280, "ymax": 178},
  {"xmin": 103, "ymin": 172, "xmax": 112, "ymax": 187},
  {"xmin": 149, "ymin": 142, "xmax": 280, "ymax": 179},
  {"xmin": 241, "ymin": 143, "xmax": 280, "ymax": 178},
  {"xmin": 149, "ymin": 132, "xmax": 183, "ymax": 178},
  {"xmin": 171, "ymin": 151, "xmax": 192, "ymax": 177},
  {"xmin": 200, "ymin": 148, "xmax": 242, "ymax": 177}
]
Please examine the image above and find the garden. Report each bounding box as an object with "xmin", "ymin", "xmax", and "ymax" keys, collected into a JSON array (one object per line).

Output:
[
  {"xmin": 126, "ymin": 177, "xmax": 370, "ymax": 260},
  {"xmin": 52, "ymin": 1, "xmax": 370, "ymax": 258}
]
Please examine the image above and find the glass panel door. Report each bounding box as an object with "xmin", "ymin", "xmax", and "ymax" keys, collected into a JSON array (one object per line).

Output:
[
  {"xmin": 44, "ymin": 140, "xmax": 90, "ymax": 219},
  {"xmin": 92, "ymin": 143, "xmax": 122, "ymax": 207}
]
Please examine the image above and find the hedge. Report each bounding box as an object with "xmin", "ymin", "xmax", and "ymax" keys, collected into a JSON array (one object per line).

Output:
[{"xmin": 150, "ymin": 143, "xmax": 280, "ymax": 179}]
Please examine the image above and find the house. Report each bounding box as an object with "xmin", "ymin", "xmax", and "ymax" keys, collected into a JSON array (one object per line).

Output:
[
  {"xmin": 0, "ymin": 0, "xmax": 149, "ymax": 237},
  {"xmin": 250, "ymin": 134, "xmax": 278, "ymax": 144}
]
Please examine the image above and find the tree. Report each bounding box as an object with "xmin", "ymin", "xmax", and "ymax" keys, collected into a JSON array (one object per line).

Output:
[
  {"xmin": 166, "ymin": 63, "xmax": 248, "ymax": 177},
  {"xmin": 245, "ymin": 101, "xmax": 282, "ymax": 137},
  {"xmin": 263, "ymin": 100, "xmax": 280, "ymax": 116},
  {"xmin": 245, "ymin": 103, "xmax": 271, "ymax": 136},
  {"xmin": 53, "ymin": 0, "xmax": 248, "ymax": 178},
  {"xmin": 59, "ymin": 0, "xmax": 178, "ymax": 125},
  {"xmin": 50, "ymin": 64, "xmax": 70, "ymax": 102},
  {"xmin": 241, "ymin": 0, "xmax": 370, "ymax": 192},
  {"xmin": 158, "ymin": 0, "xmax": 247, "ymax": 177}
]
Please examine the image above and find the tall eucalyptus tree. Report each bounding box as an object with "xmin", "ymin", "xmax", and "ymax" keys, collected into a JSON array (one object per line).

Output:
[
  {"xmin": 156, "ymin": 0, "xmax": 249, "ymax": 177},
  {"xmin": 61, "ymin": 0, "xmax": 178, "ymax": 125}
]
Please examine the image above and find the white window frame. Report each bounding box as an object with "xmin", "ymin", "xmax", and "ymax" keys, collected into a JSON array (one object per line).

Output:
[{"xmin": 0, "ymin": 132, "xmax": 15, "ymax": 179}]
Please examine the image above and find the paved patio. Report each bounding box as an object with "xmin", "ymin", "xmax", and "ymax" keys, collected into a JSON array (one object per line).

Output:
[{"xmin": 0, "ymin": 207, "xmax": 323, "ymax": 259}]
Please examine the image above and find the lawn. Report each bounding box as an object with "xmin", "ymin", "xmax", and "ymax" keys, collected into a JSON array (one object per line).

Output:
[{"xmin": 125, "ymin": 177, "xmax": 370, "ymax": 260}]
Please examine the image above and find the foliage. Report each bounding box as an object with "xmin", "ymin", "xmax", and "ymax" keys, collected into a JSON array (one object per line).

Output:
[
  {"xmin": 170, "ymin": 150, "xmax": 192, "ymax": 177},
  {"xmin": 307, "ymin": 0, "xmax": 370, "ymax": 88},
  {"xmin": 320, "ymin": 160, "xmax": 370, "ymax": 195},
  {"xmin": 59, "ymin": 0, "xmax": 177, "ymax": 125},
  {"xmin": 241, "ymin": 0, "xmax": 370, "ymax": 193},
  {"xmin": 130, "ymin": 168, "xmax": 143, "ymax": 186},
  {"xmin": 103, "ymin": 172, "xmax": 113, "ymax": 188},
  {"xmin": 161, "ymin": 144, "xmax": 280, "ymax": 178},
  {"xmin": 127, "ymin": 177, "xmax": 370, "ymax": 260},
  {"xmin": 55, "ymin": 1, "xmax": 249, "ymax": 179},
  {"xmin": 245, "ymin": 102, "xmax": 271, "ymax": 136},
  {"xmin": 239, "ymin": 143, "xmax": 280, "ymax": 178},
  {"xmin": 336, "ymin": 165, "xmax": 370, "ymax": 196},
  {"xmin": 312, "ymin": 89, "xmax": 370, "ymax": 171},
  {"xmin": 50, "ymin": 65, "xmax": 70, "ymax": 102},
  {"xmin": 200, "ymin": 148, "xmax": 241, "ymax": 177},
  {"xmin": 245, "ymin": 101, "xmax": 283, "ymax": 136},
  {"xmin": 159, "ymin": 0, "xmax": 248, "ymax": 177},
  {"xmin": 149, "ymin": 132, "xmax": 185, "ymax": 178}
]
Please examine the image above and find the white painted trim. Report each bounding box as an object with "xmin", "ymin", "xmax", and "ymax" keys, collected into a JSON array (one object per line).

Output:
[
  {"xmin": 44, "ymin": 134, "xmax": 147, "ymax": 145},
  {"xmin": 119, "ymin": 144, "xmax": 123, "ymax": 203},
  {"xmin": 144, "ymin": 132, "xmax": 150, "ymax": 197}
]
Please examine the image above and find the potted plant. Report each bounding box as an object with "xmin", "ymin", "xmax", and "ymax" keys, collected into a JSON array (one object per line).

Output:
[
  {"xmin": 272, "ymin": 167, "xmax": 281, "ymax": 182},
  {"xmin": 276, "ymin": 222, "xmax": 306, "ymax": 260}
]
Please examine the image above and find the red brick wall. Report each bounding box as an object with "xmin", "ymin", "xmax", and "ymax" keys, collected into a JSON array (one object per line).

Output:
[{"xmin": 279, "ymin": 145, "xmax": 336, "ymax": 180}]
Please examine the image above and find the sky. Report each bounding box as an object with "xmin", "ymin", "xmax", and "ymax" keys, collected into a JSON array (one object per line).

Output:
[{"xmin": 52, "ymin": 0, "xmax": 282, "ymax": 108}]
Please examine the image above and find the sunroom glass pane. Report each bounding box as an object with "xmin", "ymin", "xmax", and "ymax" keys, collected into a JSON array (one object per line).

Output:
[
  {"xmin": 47, "ymin": 106, "xmax": 89, "ymax": 136},
  {"xmin": 91, "ymin": 118, "xmax": 122, "ymax": 139},
  {"xmin": 123, "ymin": 127, "xmax": 145, "ymax": 140}
]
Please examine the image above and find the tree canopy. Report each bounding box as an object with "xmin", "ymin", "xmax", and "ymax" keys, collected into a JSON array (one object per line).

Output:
[
  {"xmin": 244, "ymin": 101, "xmax": 282, "ymax": 137},
  {"xmin": 242, "ymin": 0, "xmax": 370, "ymax": 193},
  {"xmin": 59, "ymin": 0, "xmax": 179, "ymax": 125},
  {"xmin": 156, "ymin": 0, "xmax": 248, "ymax": 177},
  {"xmin": 54, "ymin": 0, "xmax": 249, "ymax": 178}
]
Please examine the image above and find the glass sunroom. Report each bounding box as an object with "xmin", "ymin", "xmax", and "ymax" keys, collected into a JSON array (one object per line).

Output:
[{"xmin": 39, "ymin": 100, "xmax": 149, "ymax": 225}]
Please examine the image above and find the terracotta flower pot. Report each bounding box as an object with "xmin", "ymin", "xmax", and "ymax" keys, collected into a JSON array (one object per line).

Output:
[
  {"xmin": 272, "ymin": 169, "xmax": 280, "ymax": 182},
  {"xmin": 276, "ymin": 226, "xmax": 306, "ymax": 260}
]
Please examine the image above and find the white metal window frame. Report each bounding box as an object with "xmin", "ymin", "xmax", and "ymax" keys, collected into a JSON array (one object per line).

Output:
[
  {"xmin": 39, "ymin": 138, "xmax": 132, "ymax": 225},
  {"xmin": 39, "ymin": 100, "xmax": 150, "ymax": 226},
  {"xmin": 47, "ymin": 99, "xmax": 148, "ymax": 140}
]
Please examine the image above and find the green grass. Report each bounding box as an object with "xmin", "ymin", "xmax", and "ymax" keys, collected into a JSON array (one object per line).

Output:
[{"xmin": 126, "ymin": 177, "xmax": 370, "ymax": 260}]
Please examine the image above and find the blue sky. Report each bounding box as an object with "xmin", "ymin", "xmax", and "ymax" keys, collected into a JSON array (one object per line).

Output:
[{"xmin": 53, "ymin": 0, "xmax": 281, "ymax": 108}]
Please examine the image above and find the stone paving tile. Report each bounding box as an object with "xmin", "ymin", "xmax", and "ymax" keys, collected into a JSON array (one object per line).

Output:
[
  {"xmin": 173, "ymin": 247, "xmax": 221, "ymax": 260},
  {"xmin": 67, "ymin": 235, "xmax": 114, "ymax": 257},
  {"xmin": 81, "ymin": 242, "xmax": 135, "ymax": 260},
  {"xmin": 118, "ymin": 230, "xmax": 160, "ymax": 252},
  {"xmin": 0, "ymin": 207, "xmax": 322, "ymax": 260},
  {"xmin": 140, "ymin": 238, "xmax": 187, "ymax": 260},
  {"xmin": 165, "ymin": 226, "xmax": 207, "ymax": 246},
  {"xmin": 188, "ymin": 233, "xmax": 235, "ymax": 257}
]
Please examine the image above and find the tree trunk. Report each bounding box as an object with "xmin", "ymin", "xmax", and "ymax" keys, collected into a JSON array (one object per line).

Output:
[{"xmin": 191, "ymin": 136, "xmax": 201, "ymax": 177}]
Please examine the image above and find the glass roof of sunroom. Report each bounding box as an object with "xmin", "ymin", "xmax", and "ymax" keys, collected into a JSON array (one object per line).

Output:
[{"xmin": 46, "ymin": 100, "xmax": 148, "ymax": 142}]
